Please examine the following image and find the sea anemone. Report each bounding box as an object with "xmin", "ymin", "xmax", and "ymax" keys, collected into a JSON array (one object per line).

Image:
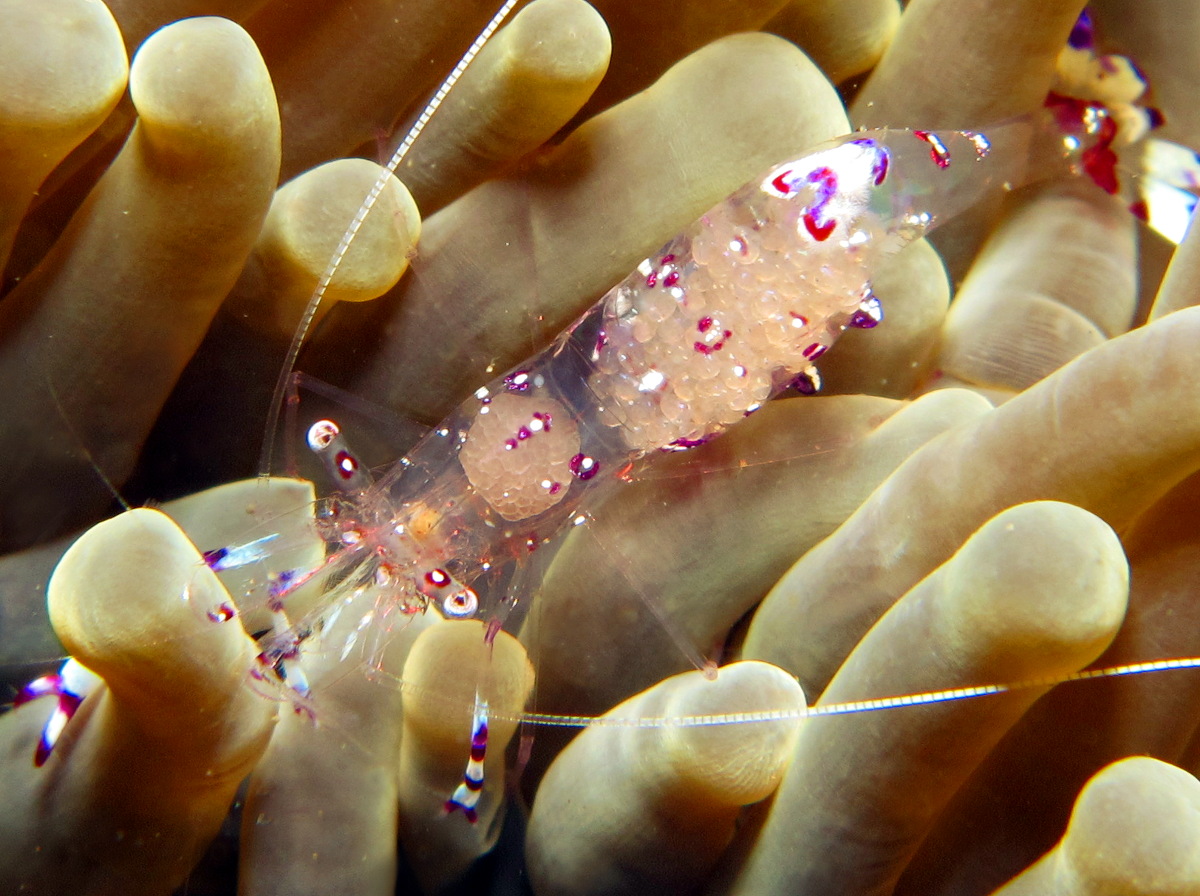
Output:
[{"xmin": 3, "ymin": 0, "xmax": 1200, "ymax": 894}]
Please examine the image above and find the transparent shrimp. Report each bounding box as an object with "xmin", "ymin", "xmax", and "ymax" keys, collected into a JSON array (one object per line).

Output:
[{"xmin": 212, "ymin": 94, "xmax": 1164, "ymax": 765}]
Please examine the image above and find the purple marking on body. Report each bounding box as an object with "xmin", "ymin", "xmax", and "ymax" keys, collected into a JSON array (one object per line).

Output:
[
  {"xmin": 792, "ymin": 369, "xmax": 822, "ymax": 395},
  {"xmin": 207, "ymin": 602, "xmax": 238, "ymax": 623},
  {"xmin": 16, "ymin": 670, "xmax": 88, "ymax": 767},
  {"xmin": 1068, "ymin": 9, "xmax": 1094, "ymax": 49},
  {"xmin": 663, "ymin": 270, "xmax": 680, "ymax": 288},
  {"xmin": 767, "ymin": 167, "xmax": 797, "ymax": 196},
  {"xmin": 569, "ymin": 453, "xmax": 599, "ymax": 480},
  {"xmin": 667, "ymin": 436, "xmax": 710, "ymax": 450},
  {"xmin": 801, "ymin": 166, "xmax": 839, "ymax": 240},
  {"xmin": 848, "ymin": 137, "xmax": 890, "ymax": 185},
  {"xmin": 504, "ymin": 370, "xmax": 531, "ymax": 392},
  {"xmin": 268, "ymin": 568, "xmax": 297, "ymax": 601},
  {"xmin": 803, "ymin": 342, "xmax": 828, "ymax": 360},
  {"xmin": 873, "ymin": 147, "xmax": 890, "ymax": 184},
  {"xmin": 850, "ymin": 294, "xmax": 884, "ymax": 329},
  {"xmin": 694, "ymin": 328, "xmax": 732, "ymax": 355},
  {"xmin": 913, "ymin": 130, "xmax": 951, "ymax": 169},
  {"xmin": 203, "ymin": 546, "xmax": 228, "ymax": 568},
  {"xmin": 803, "ymin": 212, "xmax": 836, "ymax": 241}
]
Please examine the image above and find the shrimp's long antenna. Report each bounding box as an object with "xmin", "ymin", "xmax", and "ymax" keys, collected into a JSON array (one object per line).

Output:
[
  {"xmin": 259, "ymin": 0, "xmax": 522, "ymax": 476},
  {"xmin": 46, "ymin": 377, "xmax": 131, "ymax": 513}
]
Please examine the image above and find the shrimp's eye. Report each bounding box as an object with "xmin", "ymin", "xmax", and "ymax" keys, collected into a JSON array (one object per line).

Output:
[
  {"xmin": 443, "ymin": 588, "xmax": 479, "ymax": 618},
  {"xmin": 307, "ymin": 419, "xmax": 340, "ymax": 451}
]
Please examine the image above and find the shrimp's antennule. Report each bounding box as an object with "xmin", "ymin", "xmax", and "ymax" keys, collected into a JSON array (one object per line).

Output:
[{"xmin": 258, "ymin": 0, "xmax": 522, "ymax": 476}]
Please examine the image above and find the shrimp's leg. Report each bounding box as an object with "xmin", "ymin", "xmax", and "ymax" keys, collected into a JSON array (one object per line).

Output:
[
  {"xmin": 444, "ymin": 692, "xmax": 489, "ymax": 823},
  {"xmin": 12, "ymin": 659, "xmax": 100, "ymax": 767}
]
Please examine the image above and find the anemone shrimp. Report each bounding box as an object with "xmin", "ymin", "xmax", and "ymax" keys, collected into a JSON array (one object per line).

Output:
[{"xmin": 6, "ymin": 2, "xmax": 1200, "ymax": 895}]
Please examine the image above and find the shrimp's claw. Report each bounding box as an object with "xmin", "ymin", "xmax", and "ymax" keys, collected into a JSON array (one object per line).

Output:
[{"xmin": 14, "ymin": 658, "xmax": 100, "ymax": 767}]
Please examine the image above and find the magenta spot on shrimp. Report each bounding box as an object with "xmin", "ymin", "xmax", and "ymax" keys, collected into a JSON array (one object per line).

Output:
[
  {"xmin": 1044, "ymin": 95, "xmax": 1119, "ymax": 193},
  {"xmin": 807, "ymin": 166, "xmax": 837, "ymax": 202},
  {"xmin": 334, "ymin": 449, "xmax": 357, "ymax": 479},
  {"xmin": 425, "ymin": 568, "xmax": 451, "ymax": 588},
  {"xmin": 1084, "ymin": 146, "xmax": 1120, "ymax": 194},
  {"xmin": 768, "ymin": 167, "xmax": 797, "ymax": 195},
  {"xmin": 694, "ymin": 331, "xmax": 731, "ymax": 355},
  {"xmin": 792, "ymin": 369, "xmax": 822, "ymax": 395},
  {"xmin": 663, "ymin": 270, "xmax": 680, "ymax": 287},
  {"xmin": 207, "ymin": 602, "xmax": 237, "ymax": 623},
  {"xmin": 504, "ymin": 438, "xmax": 517, "ymax": 450},
  {"xmin": 850, "ymin": 309, "xmax": 880, "ymax": 328},
  {"xmin": 645, "ymin": 271, "xmax": 658, "ymax": 288},
  {"xmin": 548, "ymin": 481, "xmax": 562, "ymax": 495},
  {"xmin": 697, "ymin": 316, "xmax": 713, "ymax": 333},
  {"xmin": 569, "ymin": 453, "xmax": 599, "ymax": 480},
  {"xmin": 516, "ymin": 426, "xmax": 532, "ymax": 441},
  {"xmin": 790, "ymin": 311, "xmax": 809, "ymax": 327},
  {"xmin": 850, "ymin": 137, "xmax": 888, "ymax": 183},
  {"xmin": 913, "ymin": 130, "xmax": 951, "ymax": 169},
  {"xmin": 872, "ymin": 148, "xmax": 890, "ymax": 184},
  {"xmin": 1130, "ymin": 199, "xmax": 1150, "ymax": 221},
  {"xmin": 504, "ymin": 370, "xmax": 531, "ymax": 392},
  {"xmin": 803, "ymin": 212, "xmax": 836, "ymax": 241},
  {"xmin": 803, "ymin": 342, "xmax": 827, "ymax": 360},
  {"xmin": 202, "ymin": 546, "xmax": 229, "ymax": 569},
  {"xmin": 268, "ymin": 569, "xmax": 298, "ymax": 601},
  {"xmin": 661, "ymin": 253, "xmax": 675, "ymax": 264},
  {"xmin": 533, "ymin": 411, "xmax": 552, "ymax": 430},
  {"xmin": 1068, "ymin": 8, "xmax": 1094, "ymax": 49},
  {"xmin": 666, "ymin": 435, "xmax": 710, "ymax": 450},
  {"xmin": 850, "ymin": 294, "xmax": 884, "ymax": 329}
]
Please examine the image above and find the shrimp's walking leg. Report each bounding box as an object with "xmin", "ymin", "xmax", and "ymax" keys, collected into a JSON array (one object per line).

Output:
[
  {"xmin": 239, "ymin": 592, "xmax": 437, "ymax": 896},
  {"xmin": 0, "ymin": 510, "xmax": 275, "ymax": 895},
  {"xmin": 397, "ymin": 620, "xmax": 534, "ymax": 894},
  {"xmin": 444, "ymin": 692, "xmax": 489, "ymax": 823},
  {"xmin": 12, "ymin": 659, "xmax": 100, "ymax": 767}
]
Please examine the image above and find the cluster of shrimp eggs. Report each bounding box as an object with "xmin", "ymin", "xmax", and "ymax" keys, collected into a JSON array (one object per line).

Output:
[
  {"xmin": 592, "ymin": 145, "xmax": 889, "ymax": 450},
  {"xmin": 457, "ymin": 143, "xmax": 889, "ymax": 519}
]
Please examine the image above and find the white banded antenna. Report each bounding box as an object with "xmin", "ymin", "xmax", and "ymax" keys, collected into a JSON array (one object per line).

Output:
[{"xmin": 260, "ymin": 0, "xmax": 522, "ymax": 475}]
